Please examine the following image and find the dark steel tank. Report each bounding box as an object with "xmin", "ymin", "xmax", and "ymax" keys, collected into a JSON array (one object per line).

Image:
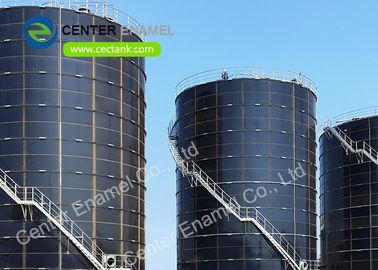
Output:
[
  {"xmin": 320, "ymin": 109, "xmax": 378, "ymax": 270},
  {"xmin": 173, "ymin": 67, "xmax": 317, "ymax": 270},
  {"xmin": 0, "ymin": 3, "xmax": 146, "ymax": 269}
]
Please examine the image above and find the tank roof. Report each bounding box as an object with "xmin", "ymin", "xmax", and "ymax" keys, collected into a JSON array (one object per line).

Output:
[
  {"xmin": 0, "ymin": 0, "xmax": 146, "ymax": 40},
  {"xmin": 175, "ymin": 66, "xmax": 317, "ymax": 98}
]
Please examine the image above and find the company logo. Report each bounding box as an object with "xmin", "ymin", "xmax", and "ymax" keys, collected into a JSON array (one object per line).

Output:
[{"xmin": 22, "ymin": 16, "xmax": 58, "ymax": 49}]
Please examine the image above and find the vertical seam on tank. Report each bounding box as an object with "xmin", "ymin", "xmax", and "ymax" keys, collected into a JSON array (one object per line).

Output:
[
  {"xmin": 22, "ymin": 7, "xmax": 26, "ymax": 269},
  {"xmin": 91, "ymin": 13, "xmax": 97, "ymax": 259},
  {"xmin": 269, "ymin": 80, "xmax": 273, "ymax": 251},
  {"xmin": 120, "ymin": 51, "xmax": 124, "ymax": 256},
  {"xmin": 58, "ymin": 7, "xmax": 63, "ymax": 270},
  {"xmin": 194, "ymin": 82, "xmax": 198, "ymax": 270},
  {"xmin": 215, "ymin": 82, "xmax": 219, "ymax": 270},
  {"xmin": 369, "ymin": 118, "xmax": 372, "ymax": 269},
  {"xmin": 241, "ymin": 80, "xmax": 246, "ymax": 270},
  {"xmin": 138, "ymin": 56, "xmax": 142, "ymax": 270},
  {"xmin": 293, "ymin": 83, "xmax": 297, "ymax": 256},
  {"xmin": 350, "ymin": 128, "xmax": 353, "ymax": 270},
  {"xmin": 307, "ymin": 88, "xmax": 311, "ymax": 260}
]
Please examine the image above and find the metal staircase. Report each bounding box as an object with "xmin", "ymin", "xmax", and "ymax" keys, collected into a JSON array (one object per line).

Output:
[
  {"xmin": 168, "ymin": 125, "xmax": 316, "ymax": 270},
  {"xmin": 0, "ymin": 168, "xmax": 134, "ymax": 270},
  {"xmin": 324, "ymin": 125, "xmax": 378, "ymax": 165}
]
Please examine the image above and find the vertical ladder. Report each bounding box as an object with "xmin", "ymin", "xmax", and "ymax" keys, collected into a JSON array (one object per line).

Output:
[
  {"xmin": 168, "ymin": 132, "xmax": 315, "ymax": 270},
  {"xmin": 0, "ymin": 169, "xmax": 134, "ymax": 270}
]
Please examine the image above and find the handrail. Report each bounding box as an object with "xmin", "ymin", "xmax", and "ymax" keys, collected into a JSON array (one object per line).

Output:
[
  {"xmin": 174, "ymin": 66, "xmax": 317, "ymax": 98},
  {"xmin": 0, "ymin": 167, "xmax": 134, "ymax": 270},
  {"xmin": 0, "ymin": 0, "xmax": 146, "ymax": 40},
  {"xmin": 318, "ymin": 107, "xmax": 378, "ymax": 135},
  {"xmin": 168, "ymin": 122, "xmax": 315, "ymax": 270},
  {"xmin": 332, "ymin": 106, "xmax": 378, "ymax": 124},
  {"xmin": 324, "ymin": 123, "xmax": 378, "ymax": 166}
]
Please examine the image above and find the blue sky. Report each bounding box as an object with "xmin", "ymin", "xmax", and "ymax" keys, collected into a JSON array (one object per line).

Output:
[{"xmin": 117, "ymin": 1, "xmax": 378, "ymax": 269}]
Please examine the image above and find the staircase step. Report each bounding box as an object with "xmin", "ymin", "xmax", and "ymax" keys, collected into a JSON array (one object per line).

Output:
[{"xmin": 168, "ymin": 137, "xmax": 310, "ymax": 270}]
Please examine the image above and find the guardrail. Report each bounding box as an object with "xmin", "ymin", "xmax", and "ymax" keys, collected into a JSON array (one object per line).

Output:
[
  {"xmin": 168, "ymin": 124, "xmax": 312, "ymax": 270},
  {"xmin": 0, "ymin": 0, "xmax": 146, "ymax": 40},
  {"xmin": 0, "ymin": 166, "xmax": 135, "ymax": 270},
  {"xmin": 318, "ymin": 106, "xmax": 378, "ymax": 136},
  {"xmin": 332, "ymin": 106, "xmax": 378, "ymax": 124},
  {"xmin": 175, "ymin": 66, "xmax": 317, "ymax": 98},
  {"xmin": 324, "ymin": 124, "xmax": 378, "ymax": 166}
]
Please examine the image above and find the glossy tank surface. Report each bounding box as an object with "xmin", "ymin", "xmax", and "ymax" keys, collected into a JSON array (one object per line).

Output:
[
  {"xmin": 320, "ymin": 116, "xmax": 378, "ymax": 270},
  {"xmin": 174, "ymin": 77, "xmax": 317, "ymax": 270},
  {"xmin": 0, "ymin": 6, "xmax": 146, "ymax": 270}
]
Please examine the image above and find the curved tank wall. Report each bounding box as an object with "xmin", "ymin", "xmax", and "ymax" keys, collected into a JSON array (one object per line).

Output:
[
  {"xmin": 320, "ymin": 116, "xmax": 378, "ymax": 270},
  {"xmin": 0, "ymin": 6, "xmax": 146, "ymax": 270},
  {"xmin": 174, "ymin": 76, "xmax": 317, "ymax": 270}
]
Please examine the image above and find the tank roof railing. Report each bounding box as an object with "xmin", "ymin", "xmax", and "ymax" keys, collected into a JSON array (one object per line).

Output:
[
  {"xmin": 319, "ymin": 106, "xmax": 378, "ymax": 135},
  {"xmin": 0, "ymin": 0, "xmax": 146, "ymax": 40},
  {"xmin": 175, "ymin": 66, "xmax": 317, "ymax": 98},
  {"xmin": 317, "ymin": 106, "xmax": 378, "ymax": 133},
  {"xmin": 332, "ymin": 106, "xmax": 378, "ymax": 124}
]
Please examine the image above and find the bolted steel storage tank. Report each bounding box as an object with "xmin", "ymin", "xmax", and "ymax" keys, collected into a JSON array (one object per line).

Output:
[
  {"xmin": 320, "ymin": 108, "xmax": 378, "ymax": 270},
  {"xmin": 0, "ymin": 2, "xmax": 146, "ymax": 269},
  {"xmin": 170, "ymin": 67, "xmax": 318, "ymax": 270}
]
